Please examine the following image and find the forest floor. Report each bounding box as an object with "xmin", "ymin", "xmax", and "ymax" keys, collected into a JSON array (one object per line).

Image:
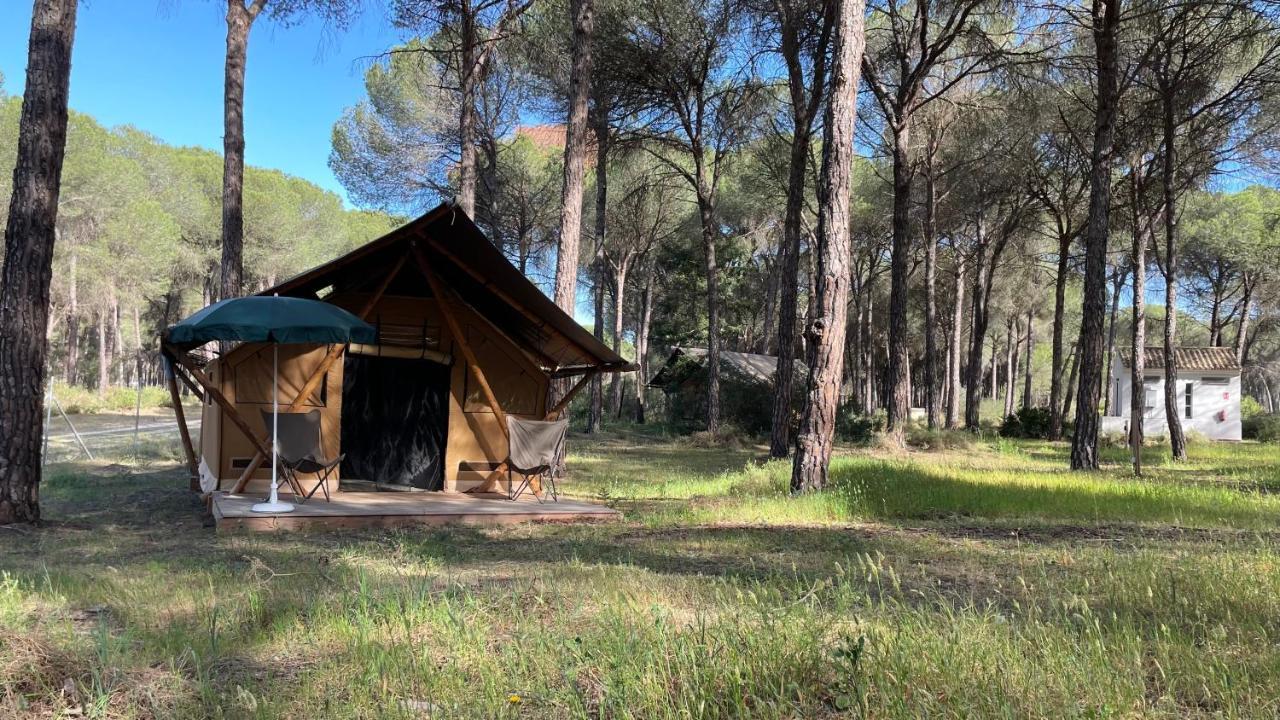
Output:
[{"xmin": 3, "ymin": 425, "xmax": 1279, "ymax": 718}]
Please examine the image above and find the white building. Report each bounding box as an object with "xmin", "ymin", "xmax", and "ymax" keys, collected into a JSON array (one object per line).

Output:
[{"xmin": 1101, "ymin": 346, "xmax": 1242, "ymax": 441}]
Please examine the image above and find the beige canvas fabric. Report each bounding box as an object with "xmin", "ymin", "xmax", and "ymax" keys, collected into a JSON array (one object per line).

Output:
[{"xmin": 506, "ymin": 416, "xmax": 569, "ymax": 471}]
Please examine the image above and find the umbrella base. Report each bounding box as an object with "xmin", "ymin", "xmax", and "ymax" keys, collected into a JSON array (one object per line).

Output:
[{"xmin": 250, "ymin": 501, "xmax": 296, "ymax": 514}]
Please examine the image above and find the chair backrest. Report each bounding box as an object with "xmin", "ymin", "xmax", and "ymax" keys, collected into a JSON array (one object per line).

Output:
[
  {"xmin": 506, "ymin": 416, "xmax": 569, "ymax": 472},
  {"xmin": 261, "ymin": 409, "xmax": 322, "ymax": 463}
]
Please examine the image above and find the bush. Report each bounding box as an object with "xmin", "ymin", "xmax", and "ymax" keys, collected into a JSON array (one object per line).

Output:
[
  {"xmin": 836, "ymin": 406, "xmax": 885, "ymax": 444},
  {"xmin": 684, "ymin": 424, "xmax": 747, "ymax": 450},
  {"xmin": 905, "ymin": 426, "xmax": 977, "ymax": 451},
  {"xmin": 1242, "ymin": 395, "xmax": 1264, "ymax": 419},
  {"xmin": 1243, "ymin": 413, "xmax": 1280, "ymax": 442},
  {"xmin": 54, "ymin": 383, "xmax": 173, "ymax": 415},
  {"xmin": 1000, "ymin": 406, "xmax": 1054, "ymax": 439}
]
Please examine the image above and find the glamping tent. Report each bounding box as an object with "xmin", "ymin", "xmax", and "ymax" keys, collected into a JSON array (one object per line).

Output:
[
  {"xmin": 649, "ymin": 347, "xmax": 805, "ymax": 433},
  {"xmin": 161, "ymin": 203, "xmax": 633, "ymax": 497}
]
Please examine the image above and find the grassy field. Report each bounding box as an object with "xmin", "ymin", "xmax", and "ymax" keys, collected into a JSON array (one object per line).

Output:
[{"xmin": 3, "ymin": 426, "xmax": 1280, "ymax": 718}]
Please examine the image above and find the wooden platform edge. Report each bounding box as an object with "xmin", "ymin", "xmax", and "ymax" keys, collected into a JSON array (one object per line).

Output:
[{"xmin": 212, "ymin": 501, "xmax": 620, "ymax": 533}]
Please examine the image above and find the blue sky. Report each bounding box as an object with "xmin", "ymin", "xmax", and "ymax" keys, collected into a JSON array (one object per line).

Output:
[{"xmin": 0, "ymin": 1, "xmax": 405, "ymax": 204}]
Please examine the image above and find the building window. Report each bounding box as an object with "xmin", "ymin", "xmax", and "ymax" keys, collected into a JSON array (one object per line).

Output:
[
  {"xmin": 1144, "ymin": 380, "xmax": 1158, "ymax": 412},
  {"xmin": 1202, "ymin": 376, "xmax": 1229, "ymax": 386},
  {"xmin": 1185, "ymin": 382, "xmax": 1193, "ymax": 419}
]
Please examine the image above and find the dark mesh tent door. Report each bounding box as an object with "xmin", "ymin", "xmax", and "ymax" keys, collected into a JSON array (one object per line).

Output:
[{"xmin": 340, "ymin": 355, "xmax": 450, "ymax": 490}]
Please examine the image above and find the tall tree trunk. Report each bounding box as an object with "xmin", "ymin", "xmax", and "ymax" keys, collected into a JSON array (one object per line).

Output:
[
  {"xmin": 1048, "ymin": 231, "xmax": 1071, "ymax": 437},
  {"xmin": 635, "ymin": 266, "xmax": 655, "ymax": 423},
  {"xmin": 989, "ymin": 335, "xmax": 998, "ymax": 398},
  {"xmin": 457, "ymin": 2, "xmax": 478, "ymax": 216},
  {"xmin": 761, "ymin": 258, "xmax": 778, "ymax": 354},
  {"xmin": 1003, "ymin": 318, "xmax": 1016, "ymax": 419},
  {"xmin": 922, "ymin": 166, "xmax": 939, "ymax": 429},
  {"xmin": 965, "ymin": 232, "xmax": 989, "ymax": 430},
  {"xmin": 1102, "ymin": 265, "xmax": 1125, "ymax": 415},
  {"xmin": 941, "ymin": 343, "xmax": 952, "ymax": 417},
  {"xmin": 1070, "ymin": 0, "xmax": 1120, "ymax": 471},
  {"xmin": 587, "ymin": 269, "xmax": 605, "ymax": 433},
  {"xmin": 1130, "ymin": 205, "xmax": 1146, "ymax": 477},
  {"xmin": 1208, "ymin": 289, "xmax": 1222, "ymax": 346},
  {"xmin": 96, "ymin": 307, "xmax": 110, "ymax": 396},
  {"xmin": 697, "ymin": 189, "xmax": 722, "ymax": 434},
  {"xmin": 132, "ymin": 305, "xmax": 143, "ymax": 386},
  {"xmin": 585, "ymin": 110, "xmax": 609, "ymax": 435},
  {"xmin": 769, "ymin": 125, "xmax": 811, "ymax": 457},
  {"xmin": 609, "ymin": 260, "xmax": 628, "ymax": 418},
  {"xmin": 946, "ymin": 254, "xmax": 966, "ymax": 428},
  {"xmin": 769, "ymin": 0, "xmax": 829, "ymax": 452},
  {"xmin": 792, "ymin": 0, "xmax": 863, "ymax": 492},
  {"xmin": 1159, "ymin": 95, "xmax": 1187, "ymax": 461},
  {"xmin": 1063, "ymin": 340, "xmax": 1080, "ymax": 421},
  {"xmin": 885, "ymin": 122, "xmax": 912, "ymax": 442},
  {"xmin": 552, "ymin": 0, "xmax": 593, "ymax": 319},
  {"xmin": 220, "ymin": 0, "xmax": 264, "ymax": 301},
  {"xmin": 64, "ymin": 238, "xmax": 78, "ymax": 385},
  {"xmin": 0, "ymin": 0, "xmax": 77, "ymax": 525},
  {"xmin": 1023, "ymin": 309, "xmax": 1034, "ymax": 410},
  {"xmin": 113, "ymin": 296, "xmax": 124, "ymax": 386},
  {"xmin": 1235, "ymin": 273, "xmax": 1254, "ymax": 363}
]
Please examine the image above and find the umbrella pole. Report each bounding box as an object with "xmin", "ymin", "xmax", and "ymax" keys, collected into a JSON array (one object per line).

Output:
[{"xmin": 252, "ymin": 342, "xmax": 294, "ymax": 514}]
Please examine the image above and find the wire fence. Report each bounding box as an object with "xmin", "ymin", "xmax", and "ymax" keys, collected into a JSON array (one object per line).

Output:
[{"xmin": 41, "ymin": 404, "xmax": 199, "ymax": 465}]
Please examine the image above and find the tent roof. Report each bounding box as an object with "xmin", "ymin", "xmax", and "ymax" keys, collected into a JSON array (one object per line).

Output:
[
  {"xmin": 261, "ymin": 202, "xmax": 631, "ymax": 377},
  {"xmin": 1116, "ymin": 346, "xmax": 1240, "ymax": 372},
  {"xmin": 649, "ymin": 346, "xmax": 804, "ymax": 388}
]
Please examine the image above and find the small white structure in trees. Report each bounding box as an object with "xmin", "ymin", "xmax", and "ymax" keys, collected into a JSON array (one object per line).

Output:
[{"xmin": 1101, "ymin": 347, "xmax": 1242, "ymax": 441}]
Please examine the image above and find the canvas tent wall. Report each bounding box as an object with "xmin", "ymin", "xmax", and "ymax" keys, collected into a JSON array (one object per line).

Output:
[
  {"xmin": 648, "ymin": 347, "xmax": 806, "ymax": 434},
  {"xmin": 168, "ymin": 202, "xmax": 631, "ymax": 495}
]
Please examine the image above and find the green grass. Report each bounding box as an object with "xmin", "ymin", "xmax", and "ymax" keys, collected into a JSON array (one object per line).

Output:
[{"xmin": 3, "ymin": 428, "xmax": 1280, "ymax": 717}]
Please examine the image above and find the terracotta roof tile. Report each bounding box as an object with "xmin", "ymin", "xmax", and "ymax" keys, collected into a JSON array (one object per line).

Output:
[
  {"xmin": 1116, "ymin": 346, "xmax": 1239, "ymax": 371},
  {"xmin": 515, "ymin": 124, "xmax": 597, "ymax": 164}
]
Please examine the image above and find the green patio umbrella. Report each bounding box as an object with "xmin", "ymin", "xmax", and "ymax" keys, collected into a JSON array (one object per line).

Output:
[{"xmin": 167, "ymin": 295, "xmax": 376, "ymax": 514}]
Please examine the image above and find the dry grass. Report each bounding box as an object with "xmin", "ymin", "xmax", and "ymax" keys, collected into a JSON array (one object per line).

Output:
[{"xmin": 2, "ymin": 428, "xmax": 1280, "ymax": 717}]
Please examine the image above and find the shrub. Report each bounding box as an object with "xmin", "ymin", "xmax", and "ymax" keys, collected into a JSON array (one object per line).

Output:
[
  {"xmin": 836, "ymin": 406, "xmax": 885, "ymax": 444},
  {"xmin": 1243, "ymin": 413, "xmax": 1280, "ymax": 442},
  {"xmin": 999, "ymin": 406, "xmax": 1054, "ymax": 439},
  {"xmin": 905, "ymin": 426, "xmax": 977, "ymax": 451},
  {"xmin": 1242, "ymin": 395, "xmax": 1264, "ymax": 419},
  {"xmin": 54, "ymin": 383, "xmax": 173, "ymax": 415},
  {"xmin": 684, "ymin": 424, "xmax": 747, "ymax": 450}
]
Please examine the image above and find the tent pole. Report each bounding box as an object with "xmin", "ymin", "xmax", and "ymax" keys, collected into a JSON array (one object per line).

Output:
[
  {"xmin": 164, "ymin": 345, "xmax": 273, "ymax": 459},
  {"xmin": 164, "ymin": 356, "xmax": 199, "ymax": 490},
  {"xmin": 546, "ymin": 371, "xmax": 596, "ymax": 420},
  {"xmin": 422, "ymin": 235, "xmax": 602, "ymax": 363}
]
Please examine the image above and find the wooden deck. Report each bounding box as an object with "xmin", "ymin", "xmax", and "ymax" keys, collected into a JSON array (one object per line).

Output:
[{"xmin": 210, "ymin": 490, "xmax": 620, "ymax": 532}]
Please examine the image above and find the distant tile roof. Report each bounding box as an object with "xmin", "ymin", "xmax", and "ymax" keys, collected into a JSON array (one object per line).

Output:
[
  {"xmin": 649, "ymin": 346, "xmax": 806, "ymax": 388},
  {"xmin": 1116, "ymin": 346, "xmax": 1239, "ymax": 371},
  {"xmin": 515, "ymin": 124, "xmax": 597, "ymax": 163},
  {"xmin": 517, "ymin": 124, "xmax": 568, "ymax": 152}
]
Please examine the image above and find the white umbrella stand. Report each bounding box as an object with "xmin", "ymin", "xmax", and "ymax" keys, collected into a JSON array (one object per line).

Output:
[{"xmin": 252, "ymin": 342, "xmax": 295, "ymax": 514}]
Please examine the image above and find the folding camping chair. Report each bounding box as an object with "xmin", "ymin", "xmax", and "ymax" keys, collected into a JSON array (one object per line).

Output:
[
  {"xmin": 506, "ymin": 416, "xmax": 569, "ymax": 503},
  {"xmin": 260, "ymin": 409, "xmax": 344, "ymax": 502}
]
